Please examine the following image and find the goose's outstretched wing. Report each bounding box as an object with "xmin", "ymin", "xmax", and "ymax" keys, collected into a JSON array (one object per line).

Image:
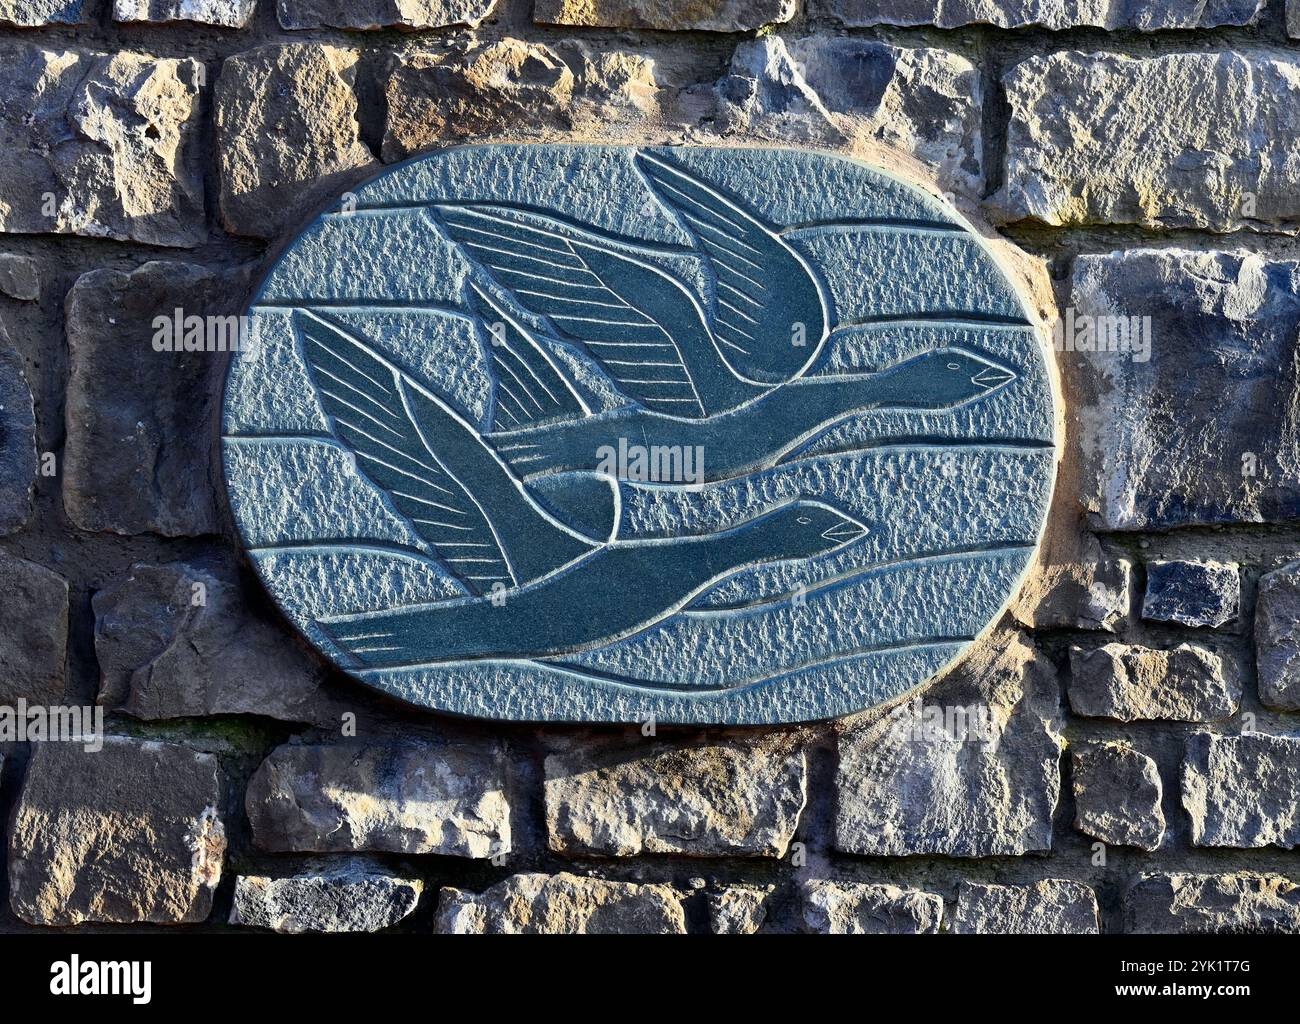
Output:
[
  {"xmin": 434, "ymin": 204, "xmax": 757, "ymax": 418},
  {"xmin": 466, "ymin": 283, "xmax": 589, "ymax": 432},
  {"xmin": 295, "ymin": 311, "xmax": 595, "ymax": 595},
  {"xmin": 634, "ymin": 151, "xmax": 829, "ymax": 385}
]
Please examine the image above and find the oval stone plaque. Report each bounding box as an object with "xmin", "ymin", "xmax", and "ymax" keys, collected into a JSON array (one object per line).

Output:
[{"xmin": 222, "ymin": 144, "xmax": 1057, "ymax": 724}]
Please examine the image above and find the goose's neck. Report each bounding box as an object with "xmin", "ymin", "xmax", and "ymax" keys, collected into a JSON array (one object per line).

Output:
[
  {"xmin": 687, "ymin": 515, "xmax": 797, "ymax": 574},
  {"xmin": 777, "ymin": 367, "xmax": 917, "ymax": 420}
]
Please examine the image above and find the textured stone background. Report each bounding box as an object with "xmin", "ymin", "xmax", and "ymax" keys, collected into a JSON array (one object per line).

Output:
[{"xmin": 1, "ymin": 0, "xmax": 1300, "ymax": 935}]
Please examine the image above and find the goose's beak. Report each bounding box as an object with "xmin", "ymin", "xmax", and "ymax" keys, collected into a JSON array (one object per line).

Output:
[
  {"xmin": 971, "ymin": 364, "xmax": 1017, "ymax": 390},
  {"xmin": 822, "ymin": 519, "xmax": 868, "ymax": 543}
]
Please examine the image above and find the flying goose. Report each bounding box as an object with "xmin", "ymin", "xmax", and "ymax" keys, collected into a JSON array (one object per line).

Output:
[
  {"xmin": 433, "ymin": 151, "xmax": 830, "ymax": 420},
  {"xmin": 488, "ymin": 341, "xmax": 1017, "ymax": 482},
  {"xmin": 295, "ymin": 311, "xmax": 868, "ymax": 668},
  {"xmin": 433, "ymin": 152, "xmax": 1018, "ymax": 481}
]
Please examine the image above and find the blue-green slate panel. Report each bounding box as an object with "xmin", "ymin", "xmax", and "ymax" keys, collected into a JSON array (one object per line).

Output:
[{"xmin": 222, "ymin": 144, "xmax": 1057, "ymax": 724}]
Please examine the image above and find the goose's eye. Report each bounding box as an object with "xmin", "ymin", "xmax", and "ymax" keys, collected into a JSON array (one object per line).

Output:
[
  {"xmin": 796, "ymin": 516, "xmax": 811, "ymax": 525},
  {"xmin": 947, "ymin": 362, "xmax": 961, "ymax": 370}
]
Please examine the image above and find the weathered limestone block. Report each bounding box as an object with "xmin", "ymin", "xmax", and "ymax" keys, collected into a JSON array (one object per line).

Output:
[
  {"xmin": 1069, "ymin": 643, "xmax": 1239, "ymax": 722},
  {"xmin": 1014, "ymin": 535, "xmax": 1130, "ymax": 632},
  {"xmin": 713, "ymin": 37, "xmax": 835, "ymax": 143},
  {"xmin": 825, "ymin": 0, "xmax": 1264, "ymax": 30},
  {"xmin": 801, "ymin": 880, "xmax": 942, "ymax": 934},
  {"xmin": 534, "ymin": 0, "xmax": 794, "ymax": 32},
  {"xmin": 1071, "ymin": 250, "xmax": 1300, "ymax": 529},
  {"xmin": 952, "ymin": 880, "xmax": 1098, "ymax": 934},
  {"xmin": 94, "ymin": 561, "xmax": 343, "ymax": 726},
  {"xmin": 9, "ymin": 737, "xmax": 225, "ymax": 925},
  {"xmin": 436, "ymin": 873, "xmax": 687, "ymax": 934},
  {"xmin": 382, "ymin": 41, "xmax": 575, "ymax": 161},
  {"xmin": 0, "ymin": 341, "xmax": 35, "ymax": 535},
  {"xmin": 1255, "ymin": 561, "xmax": 1300, "ymax": 710},
  {"xmin": 247, "ymin": 739, "xmax": 510, "ymax": 857},
  {"xmin": 1183, "ymin": 732, "xmax": 1300, "ymax": 849},
  {"xmin": 1001, "ymin": 52, "xmax": 1300, "ymax": 231},
  {"xmin": 792, "ymin": 37, "xmax": 982, "ymax": 200},
  {"xmin": 0, "ymin": 550, "xmax": 67, "ymax": 705},
  {"xmin": 1126, "ymin": 873, "xmax": 1300, "ymax": 934},
  {"xmin": 114, "ymin": 0, "xmax": 255, "ymax": 24},
  {"xmin": 230, "ymin": 860, "xmax": 423, "ymax": 933},
  {"xmin": 0, "ymin": 254, "xmax": 40, "ymax": 301},
  {"xmin": 383, "ymin": 40, "xmax": 676, "ymax": 161},
  {"xmin": 64, "ymin": 261, "xmax": 252, "ymax": 536},
  {"xmin": 544, "ymin": 733, "xmax": 806, "ymax": 857},
  {"xmin": 0, "ymin": 0, "xmax": 90, "ymax": 24},
  {"xmin": 277, "ymin": 0, "xmax": 496, "ymax": 29},
  {"xmin": 0, "ymin": 45, "xmax": 204, "ymax": 247},
  {"xmin": 562, "ymin": 43, "xmax": 663, "ymax": 123},
  {"xmin": 835, "ymin": 632, "xmax": 1063, "ymax": 857},
  {"xmin": 1072, "ymin": 742, "xmax": 1165, "ymax": 851},
  {"xmin": 709, "ymin": 887, "xmax": 770, "ymax": 935},
  {"xmin": 715, "ymin": 36, "xmax": 983, "ymax": 198},
  {"xmin": 1142, "ymin": 560, "xmax": 1239, "ymax": 628},
  {"xmin": 215, "ymin": 44, "xmax": 378, "ymax": 239}
]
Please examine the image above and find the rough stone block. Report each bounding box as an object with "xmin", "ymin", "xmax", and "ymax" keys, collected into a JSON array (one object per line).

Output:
[
  {"xmin": 561, "ymin": 42, "xmax": 663, "ymax": 123},
  {"xmin": 1255, "ymin": 560, "xmax": 1300, "ymax": 710},
  {"xmin": 1069, "ymin": 642, "xmax": 1239, "ymax": 722},
  {"xmin": 544, "ymin": 733, "xmax": 806, "ymax": 857},
  {"xmin": 801, "ymin": 880, "xmax": 942, "ymax": 934},
  {"xmin": 0, "ymin": 45, "xmax": 204, "ymax": 247},
  {"xmin": 247, "ymin": 739, "xmax": 510, "ymax": 857},
  {"xmin": 1001, "ymin": 52, "xmax": 1300, "ymax": 231},
  {"xmin": 952, "ymin": 880, "xmax": 1099, "ymax": 934},
  {"xmin": 534, "ymin": 0, "xmax": 794, "ymax": 31},
  {"xmin": 1072, "ymin": 742, "xmax": 1165, "ymax": 851},
  {"xmin": 230, "ymin": 860, "xmax": 423, "ymax": 933},
  {"xmin": 215, "ymin": 44, "xmax": 378, "ymax": 239},
  {"xmin": 1142, "ymin": 560, "xmax": 1239, "ymax": 628},
  {"xmin": 277, "ymin": 0, "xmax": 496, "ymax": 29},
  {"xmin": 715, "ymin": 36, "xmax": 983, "ymax": 199},
  {"xmin": 9, "ymin": 737, "xmax": 225, "ymax": 925},
  {"xmin": 0, "ymin": 341, "xmax": 35, "ymax": 535},
  {"xmin": 1183, "ymin": 732, "xmax": 1300, "ymax": 849},
  {"xmin": 382, "ymin": 39, "xmax": 680, "ymax": 163},
  {"xmin": 64, "ymin": 261, "xmax": 252, "ymax": 536},
  {"xmin": 709, "ymin": 887, "xmax": 770, "ymax": 935},
  {"xmin": 1126, "ymin": 873, "xmax": 1300, "ymax": 934},
  {"xmin": 835, "ymin": 633, "xmax": 1063, "ymax": 858},
  {"xmin": 382, "ymin": 41, "xmax": 575, "ymax": 162},
  {"xmin": 1072, "ymin": 250, "xmax": 1300, "ymax": 530},
  {"xmin": 0, "ymin": 254, "xmax": 40, "ymax": 301},
  {"xmin": 114, "ymin": 0, "xmax": 255, "ymax": 24},
  {"xmin": 435, "ymin": 873, "xmax": 687, "ymax": 934},
  {"xmin": 825, "ymin": 0, "xmax": 1264, "ymax": 29},
  {"xmin": 1014, "ymin": 535, "xmax": 1130, "ymax": 632},
  {"xmin": 0, "ymin": 0, "xmax": 90, "ymax": 24},
  {"xmin": 94, "ymin": 561, "xmax": 344, "ymax": 726},
  {"xmin": 0, "ymin": 550, "xmax": 67, "ymax": 705}
]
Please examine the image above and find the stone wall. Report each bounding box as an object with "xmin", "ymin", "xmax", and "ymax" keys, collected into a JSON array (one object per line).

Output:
[{"xmin": 1, "ymin": 0, "xmax": 1299, "ymax": 935}]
